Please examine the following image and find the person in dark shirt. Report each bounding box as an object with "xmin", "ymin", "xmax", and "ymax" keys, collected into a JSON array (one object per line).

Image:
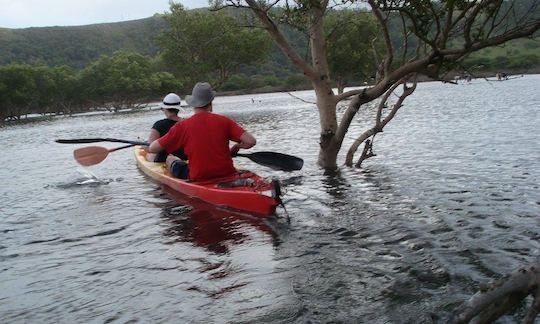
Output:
[{"xmin": 146, "ymin": 93, "xmax": 187, "ymax": 162}]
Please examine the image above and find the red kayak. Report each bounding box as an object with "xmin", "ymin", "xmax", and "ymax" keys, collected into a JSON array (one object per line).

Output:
[{"xmin": 134, "ymin": 146, "xmax": 281, "ymax": 216}]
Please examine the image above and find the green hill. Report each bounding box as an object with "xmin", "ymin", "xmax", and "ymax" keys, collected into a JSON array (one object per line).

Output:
[
  {"xmin": 0, "ymin": 16, "xmax": 167, "ymax": 68},
  {"xmin": 0, "ymin": 12, "xmax": 537, "ymax": 74},
  {"xmin": 463, "ymin": 38, "xmax": 540, "ymax": 71}
]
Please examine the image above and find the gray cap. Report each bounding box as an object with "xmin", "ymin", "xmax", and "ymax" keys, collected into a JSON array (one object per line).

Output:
[{"xmin": 185, "ymin": 82, "xmax": 216, "ymax": 108}]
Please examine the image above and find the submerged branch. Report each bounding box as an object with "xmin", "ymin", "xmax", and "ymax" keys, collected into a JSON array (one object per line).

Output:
[
  {"xmin": 344, "ymin": 74, "xmax": 417, "ymax": 167},
  {"xmin": 354, "ymin": 138, "xmax": 376, "ymax": 168},
  {"xmin": 447, "ymin": 256, "xmax": 540, "ymax": 324},
  {"xmin": 287, "ymin": 92, "xmax": 316, "ymax": 105}
]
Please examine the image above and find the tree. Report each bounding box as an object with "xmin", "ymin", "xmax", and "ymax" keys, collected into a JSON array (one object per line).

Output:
[
  {"xmin": 0, "ymin": 56, "xmax": 182, "ymax": 122},
  {"xmin": 48, "ymin": 65, "xmax": 82, "ymax": 115},
  {"xmin": 212, "ymin": 0, "xmax": 540, "ymax": 170},
  {"xmin": 0, "ymin": 64, "xmax": 54, "ymax": 120},
  {"xmin": 78, "ymin": 51, "xmax": 181, "ymax": 110},
  {"xmin": 155, "ymin": 3, "xmax": 271, "ymax": 89},
  {"xmin": 325, "ymin": 9, "xmax": 381, "ymax": 94}
]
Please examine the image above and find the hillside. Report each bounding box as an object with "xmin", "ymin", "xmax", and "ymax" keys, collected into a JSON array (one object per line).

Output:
[
  {"xmin": 0, "ymin": 16, "xmax": 167, "ymax": 68},
  {"xmin": 0, "ymin": 12, "xmax": 537, "ymax": 74},
  {"xmin": 463, "ymin": 38, "xmax": 540, "ymax": 71}
]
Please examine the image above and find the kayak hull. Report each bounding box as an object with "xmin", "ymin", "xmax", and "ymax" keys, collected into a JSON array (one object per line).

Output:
[{"xmin": 134, "ymin": 147, "xmax": 279, "ymax": 216}]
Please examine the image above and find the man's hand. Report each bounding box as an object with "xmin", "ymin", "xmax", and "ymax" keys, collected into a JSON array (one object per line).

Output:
[{"xmin": 230, "ymin": 144, "xmax": 240, "ymax": 157}]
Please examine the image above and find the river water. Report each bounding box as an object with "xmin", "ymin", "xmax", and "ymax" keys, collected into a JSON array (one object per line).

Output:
[{"xmin": 1, "ymin": 75, "xmax": 539, "ymax": 323}]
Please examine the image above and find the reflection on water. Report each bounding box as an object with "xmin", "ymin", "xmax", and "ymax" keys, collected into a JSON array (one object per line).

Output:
[
  {"xmin": 1, "ymin": 75, "xmax": 539, "ymax": 322},
  {"xmin": 158, "ymin": 186, "xmax": 279, "ymax": 254}
]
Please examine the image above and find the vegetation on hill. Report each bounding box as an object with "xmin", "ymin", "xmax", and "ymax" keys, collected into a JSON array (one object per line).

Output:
[
  {"xmin": 0, "ymin": 8, "xmax": 314, "ymax": 122},
  {"xmin": 0, "ymin": 16, "xmax": 167, "ymax": 68},
  {"xmin": 155, "ymin": 3, "xmax": 272, "ymax": 88},
  {"xmin": 1, "ymin": 8, "xmax": 538, "ymax": 76},
  {"xmin": 463, "ymin": 38, "xmax": 540, "ymax": 72}
]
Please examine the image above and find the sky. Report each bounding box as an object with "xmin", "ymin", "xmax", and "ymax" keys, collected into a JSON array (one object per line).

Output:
[{"xmin": 0, "ymin": 0, "xmax": 207, "ymax": 29}]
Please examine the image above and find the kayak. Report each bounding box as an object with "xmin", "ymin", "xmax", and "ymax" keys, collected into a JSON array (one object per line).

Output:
[{"xmin": 133, "ymin": 146, "xmax": 281, "ymax": 216}]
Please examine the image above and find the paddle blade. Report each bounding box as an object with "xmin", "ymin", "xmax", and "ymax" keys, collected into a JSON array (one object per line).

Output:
[
  {"xmin": 238, "ymin": 152, "xmax": 304, "ymax": 171},
  {"xmin": 73, "ymin": 146, "xmax": 110, "ymax": 166}
]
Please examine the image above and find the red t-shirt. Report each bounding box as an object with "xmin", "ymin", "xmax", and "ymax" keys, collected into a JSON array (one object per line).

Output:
[{"xmin": 158, "ymin": 111, "xmax": 245, "ymax": 181}]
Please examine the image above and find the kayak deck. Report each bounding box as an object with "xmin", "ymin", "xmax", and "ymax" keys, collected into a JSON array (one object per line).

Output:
[{"xmin": 134, "ymin": 146, "xmax": 280, "ymax": 216}]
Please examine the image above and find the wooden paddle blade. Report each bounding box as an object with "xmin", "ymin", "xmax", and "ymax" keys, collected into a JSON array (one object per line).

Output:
[
  {"xmin": 238, "ymin": 152, "xmax": 304, "ymax": 171},
  {"xmin": 73, "ymin": 146, "xmax": 110, "ymax": 166}
]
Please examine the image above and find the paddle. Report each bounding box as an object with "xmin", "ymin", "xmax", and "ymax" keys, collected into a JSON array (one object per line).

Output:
[
  {"xmin": 73, "ymin": 144, "xmax": 135, "ymax": 166},
  {"xmin": 236, "ymin": 152, "xmax": 303, "ymax": 171},
  {"xmin": 56, "ymin": 138, "xmax": 148, "ymax": 146},
  {"xmin": 58, "ymin": 137, "xmax": 304, "ymax": 171}
]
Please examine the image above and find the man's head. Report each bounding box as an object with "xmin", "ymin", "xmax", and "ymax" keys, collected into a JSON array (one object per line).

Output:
[
  {"xmin": 161, "ymin": 93, "xmax": 181, "ymax": 115},
  {"xmin": 185, "ymin": 82, "xmax": 215, "ymax": 109}
]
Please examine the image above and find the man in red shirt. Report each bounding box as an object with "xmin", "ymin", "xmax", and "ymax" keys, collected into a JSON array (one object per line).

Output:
[{"xmin": 147, "ymin": 82, "xmax": 256, "ymax": 181}]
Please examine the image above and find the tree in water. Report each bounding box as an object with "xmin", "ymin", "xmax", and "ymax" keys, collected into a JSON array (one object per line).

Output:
[
  {"xmin": 212, "ymin": 0, "xmax": 540, "ymax": 321},
  {"xmin": 211, "ymin": 0, "xmax": 540, "ymax": 170}
]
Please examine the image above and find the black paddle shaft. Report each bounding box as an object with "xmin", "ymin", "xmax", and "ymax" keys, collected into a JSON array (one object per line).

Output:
[
  {"xmin": 56, "ymin": 138, "xmax": 148, "ymax": 146},
  {"xmin": 56, "ymin": 138, "xmax": 303, "ymax": 171}
]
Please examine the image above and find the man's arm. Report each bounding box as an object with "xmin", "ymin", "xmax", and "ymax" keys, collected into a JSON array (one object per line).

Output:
[
  {"xmin": 148, "ymin": 139, "xmax": 164, "ymax": 153},
  {"xmin": 230, "ymin": 131, "xmax": 256, "ymax": 155},
  {"xmin": 238, "ymin": 131, "xmax": 256, "ymax": 148},
  {"xmin": 148, "ymin": 129, "xmax": 160, "ymax": 144}
]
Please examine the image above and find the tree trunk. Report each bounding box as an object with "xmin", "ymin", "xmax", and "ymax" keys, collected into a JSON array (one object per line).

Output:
[
  {"xmin": 337, "ymin": 76, "xmax": 347, "ymax": 94},
  {"xmin": 318, "ymin": 135, "xmax": 340, "ymax": 169},
  {"xmin": 314, "ymin": 83, "xmax": 340, "ymax": 169}
]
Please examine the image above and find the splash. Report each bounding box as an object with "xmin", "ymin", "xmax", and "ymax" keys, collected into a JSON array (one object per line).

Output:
[
  {"xmin": 75, "ymin": 167, "xmax": 107, "ymax": 185},
  {"xmin": 47, "ymin": 167, "xmax": 111, "ymax": 189}
]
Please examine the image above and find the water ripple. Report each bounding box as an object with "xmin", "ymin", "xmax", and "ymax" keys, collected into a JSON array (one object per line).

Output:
[{"xmin": 1, "ymin": 75, "xmax": 540, "ymax": 322}]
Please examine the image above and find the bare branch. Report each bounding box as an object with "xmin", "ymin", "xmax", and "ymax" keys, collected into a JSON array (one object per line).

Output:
[
  {"xmin": 439, "ymin": 0, "xmax": 455, "ymax": 47},
  {"xmin": 344, "ymin": 74, "xmax": 417, "ymax": 166},
  {"xmin": 244, "ymin": 0, "xmax": 318, "ymax": 80},
  {"xmin": 447, "ymin": 257, "xmax": 540, "ymax": 324},
  {"xmin": 400, "ymin": 12, "xmax": 410, "ymax": 65},
  {"xmin": 368, "ymin": 0, "xmax": 394, "ymax": 77},
  {"xmin": 335, "ymin": 88, "xmax": 365, "ymax": 143},
  {"xmin": 354, "ymin": 138, "xmax": 376, "ymax": 168},
  {"xmin": 463, "ymin": 1, "xmax": 495, "ymax": 47},
  {"xmin": 524, "ymin": 288, "xmax": 540, "ymax": 324},
  {"xmin": 287, "ymin": 92, "xmax": 316, "ymax": 105},
  {"xmin": 428, "ymin": 0, "xmax": 442, "ymax": 42},
  {"xmin": 380, "ymin": 75, "xmax": 417, "ymax": 129},
  {"xmin": 441, "ymin": 20, "xmax": 540, "ymax": 58}
]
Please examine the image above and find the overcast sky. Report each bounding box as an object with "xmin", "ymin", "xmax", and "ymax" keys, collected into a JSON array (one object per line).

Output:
[{"xmin": 0, "ymin": 0, "xmax": 207, "ymax": 29}]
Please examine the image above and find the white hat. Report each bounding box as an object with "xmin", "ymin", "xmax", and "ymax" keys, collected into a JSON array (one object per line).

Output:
[{"xmin": 162, "ymin": 93, "xmax": 181, "ymax": 109}]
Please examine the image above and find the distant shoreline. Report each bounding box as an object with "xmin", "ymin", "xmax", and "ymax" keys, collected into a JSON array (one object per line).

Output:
[{"xmin": 3, "ymin": 71, "xmax": 538, "ymax": 126}]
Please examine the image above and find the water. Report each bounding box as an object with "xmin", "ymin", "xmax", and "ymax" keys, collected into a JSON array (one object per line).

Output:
[{"xmin": 1, "ymin": 75, "xmax": 539, "ymax": 323}]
